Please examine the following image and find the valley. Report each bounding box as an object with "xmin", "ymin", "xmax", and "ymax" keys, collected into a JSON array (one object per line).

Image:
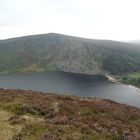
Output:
[{"xmin": 0, "ymin": 33, "xmax": 140, "ymax": 139}]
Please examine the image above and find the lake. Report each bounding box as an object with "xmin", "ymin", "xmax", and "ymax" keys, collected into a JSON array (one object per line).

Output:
[{"xmin": 0, "ymin": 71, "xmax": 140, "ymax": 108}]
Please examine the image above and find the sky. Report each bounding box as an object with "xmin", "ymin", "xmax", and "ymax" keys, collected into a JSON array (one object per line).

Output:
[{"xmin": 0, "ymin": 0, "xmax": 140, "ymax": 40}]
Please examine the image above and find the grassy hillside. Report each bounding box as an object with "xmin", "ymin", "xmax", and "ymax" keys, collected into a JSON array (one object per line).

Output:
[
  {"xmin": 0, "ymin": 89, "xmax": 140, "ymax": 140},
  {"xmin": 0, "ymin": 33, "xmax": 140, "ymax": 75},
  {"xmin": 120, "ymin": 71, "xmax": 140, "ymax": 88}
]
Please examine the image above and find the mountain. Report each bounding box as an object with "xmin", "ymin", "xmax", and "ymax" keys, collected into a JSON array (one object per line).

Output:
[
  {"xmin": 129, "ymin": 40, "xmax": 140, "ymax": 45},
  {"xmin": 0, "ymin": 88, "xmax": 140, "ymax": 140},
  {"xmin": 0, "ymin": 33, "xmax": 140, "ymax": 75}
]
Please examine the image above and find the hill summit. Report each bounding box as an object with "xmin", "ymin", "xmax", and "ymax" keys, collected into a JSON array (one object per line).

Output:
[{"xmin": 0, "ymin": 33, "xmax": 140, "ymax": 75}]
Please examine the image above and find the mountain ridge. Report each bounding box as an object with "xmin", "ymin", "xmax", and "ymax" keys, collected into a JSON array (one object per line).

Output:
[
  {"xmin": 0, "ymin": 33, "xmax": 140, "ymax": 75},
  {"xmin": 1, "ymin": 33, "xmax": 138, "ymax": 46}
]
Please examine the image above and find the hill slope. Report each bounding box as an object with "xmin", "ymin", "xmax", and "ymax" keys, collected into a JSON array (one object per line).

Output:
[
  {"xmin": 0, "ymin": 33, "xmax": 140, "ymax": 75},
  {"xmin": 0, "ymin": 89, "xmax": 140, "ymax": 140}
]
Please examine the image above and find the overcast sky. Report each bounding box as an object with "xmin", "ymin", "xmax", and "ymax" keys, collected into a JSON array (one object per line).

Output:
[{"xmin": 0, "ymin": 0, "xmax": 140, "ymax": 40}]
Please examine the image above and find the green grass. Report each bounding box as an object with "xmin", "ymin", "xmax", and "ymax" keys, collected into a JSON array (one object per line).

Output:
[
  {"xmin": 0, "ymin": 64, "xmax": 59, "ymax": 75},
  {"xmin": 3, "ymin": 102, "xmax": 21, "ymax": 114},
  {"xmin": 15, "ymin": 123, "xmax": 46, "ymax": 140},
  {"xmin": 16, "ymin": 64, "xmax": 45, "ymax": 73},
  {"xmin": 3, "ymin": 102, "xmax": 46, "ymax": 116},
  {"xmin": 120, "ymin": 71, "xmax": 140, "ymax": 87},
  {"xmin": 126, "ymin": 71, "xmax": 140, "ymax": 79}
]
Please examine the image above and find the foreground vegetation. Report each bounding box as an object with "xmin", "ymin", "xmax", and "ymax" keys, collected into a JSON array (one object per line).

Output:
[{"xmin": 0, "ymin": 89, "xmax": 140, "ymax": 140}]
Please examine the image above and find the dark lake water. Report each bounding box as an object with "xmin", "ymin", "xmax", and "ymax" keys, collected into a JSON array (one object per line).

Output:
[{"xmin": 0, "ymin": 71, "xmax": 140, "ymax": 108}]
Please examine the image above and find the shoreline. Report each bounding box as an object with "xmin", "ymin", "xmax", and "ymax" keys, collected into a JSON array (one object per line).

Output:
[
  {"xmin": 106, "ymin": 74, "xmax": 140, "ymax": 92},
  {"xmin": 106, "ymin": 74, "xmax": 120, "ymax": 83}
]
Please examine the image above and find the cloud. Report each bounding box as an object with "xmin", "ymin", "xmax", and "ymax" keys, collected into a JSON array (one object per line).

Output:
[{"xmin": 0, "ymin": 0, "xmax": 140, "ymax": 40}]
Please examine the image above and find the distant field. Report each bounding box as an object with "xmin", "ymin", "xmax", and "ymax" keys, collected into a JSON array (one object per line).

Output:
[{"xmin": 120, "ymin": 72, "xmax": 140, "ymax": 88}]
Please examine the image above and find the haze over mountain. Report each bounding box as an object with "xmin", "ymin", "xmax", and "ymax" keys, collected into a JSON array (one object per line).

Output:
[
  {"xmin": 129, "ymin": 41, "xmax": 140, "ymax": 45},
  {"xmin": 0, "ymin": 33, "xmax": 140, "ymax": 75}
]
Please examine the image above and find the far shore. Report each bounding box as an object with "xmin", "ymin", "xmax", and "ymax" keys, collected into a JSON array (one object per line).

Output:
[
  {"xmin": 106, "ymin": 74, "xmax": 140, "ymax": 93},
  {"xmin": 106, "ymin": 74, "xmax": 120, "ymax": 83}
]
